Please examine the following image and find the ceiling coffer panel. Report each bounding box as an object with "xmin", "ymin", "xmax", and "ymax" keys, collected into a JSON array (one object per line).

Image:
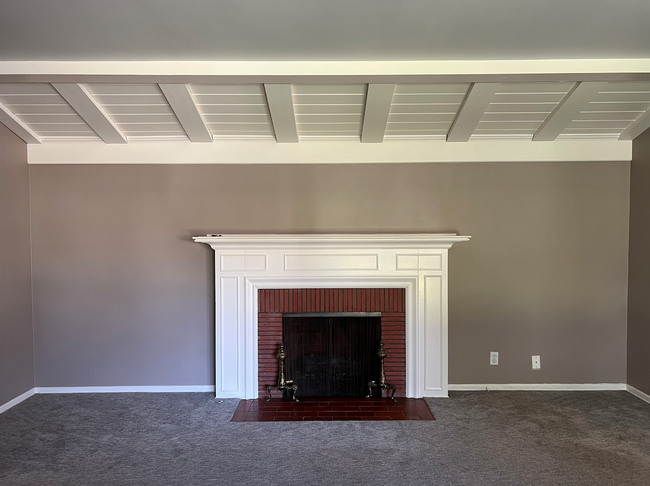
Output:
[
  {"xmin": 84, "ymin": 84, "xmax": 186, "ymax": 140},
  {"xmin": 0, "ymin": 83, "xmax": 99, "ymax": 140},
  {"xmin": 293, "ymin": 84, "xmax": 366, "ymax": 139},
  {"xmin": 189, "ymin": 84, "xmax": 274, "ymax": 139},
  {"xmin": 558, "ymin": 82, "xmax": 650, "ymax": 139},
  {"xmin": 385, "ymin": 84, "xmax": 470, "ymax": 140},
  {"xmin": 474, "ymin": 82, "xmax": 575, "ymax": 139}
]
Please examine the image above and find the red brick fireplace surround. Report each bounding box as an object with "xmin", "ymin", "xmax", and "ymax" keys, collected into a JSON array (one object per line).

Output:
[{"xmin": 258, "ymin": 288, "xmax": 406, "ymax": 398}]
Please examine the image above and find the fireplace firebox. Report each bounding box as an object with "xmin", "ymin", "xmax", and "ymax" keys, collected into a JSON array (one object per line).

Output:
[{"xmin": 283, "ymin": 314, "xmax": 382, "ymax": 398}]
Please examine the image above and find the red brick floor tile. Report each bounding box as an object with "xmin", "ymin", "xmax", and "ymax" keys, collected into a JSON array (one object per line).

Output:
[
  {"xmin": 231, "ymin": 397, "xmax": 434, "ymax": 422},
  {"xmin": 358, "ymin": 405, "xmax": 390, "ymax": 411},
  {"xmin": 290, "ymin": 411, "xmax": 320, "ymax": 418},
  {"xmin": 345, "ymin": 411, "xmax": 376, "ymax": 418},
  {"xmin": 372, "ymin": 412, "xmax": 407, "ymax": 419},
  {"xmin": 318, "ymin": 411, "xmax": 349, "ymax": 418}
]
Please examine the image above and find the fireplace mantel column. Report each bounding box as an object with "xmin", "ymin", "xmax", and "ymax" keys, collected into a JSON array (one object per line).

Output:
[{"xmin": 193, "ymin": 234, "xmax": 470, "ymax": 399}]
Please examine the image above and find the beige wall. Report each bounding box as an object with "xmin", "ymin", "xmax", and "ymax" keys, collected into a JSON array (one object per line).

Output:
[
  {"xmin": 0, "ymin": 124, "xmax": 34, "ymax": 405},
  {"xmin": 628, "ymin": 129, "xmax": 650, "ymax": 395},
  {"xmin": 29, "ymin": 162, "xmax": 630, "ymax": 387}
]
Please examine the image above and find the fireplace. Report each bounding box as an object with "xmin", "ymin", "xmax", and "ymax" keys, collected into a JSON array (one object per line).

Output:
[
  {"xmin": 258, "ymin": 289, "xmax": 406, "ymax": 398},
  {"xmin": 193, "ymin": 234, "xmax": 470, "ymax": 399}
]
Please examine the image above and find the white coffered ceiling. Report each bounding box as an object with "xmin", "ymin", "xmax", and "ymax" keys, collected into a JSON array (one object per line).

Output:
[
  {"xmin": 2, "ymin": 79, "xmax": 650, "ymax": 145},
  {"xmin": 1, "ymin": 1, "xmax": 650, "ymax": 156}
]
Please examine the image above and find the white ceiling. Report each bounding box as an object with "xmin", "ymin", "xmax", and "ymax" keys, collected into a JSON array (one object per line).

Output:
[
  {"xmin": 2, "ymin": 0, "xmax": 650, "ymax": 61},
  {"xmin": 1, "ymin": 1, "xmax": 650, "ymax": 149}
]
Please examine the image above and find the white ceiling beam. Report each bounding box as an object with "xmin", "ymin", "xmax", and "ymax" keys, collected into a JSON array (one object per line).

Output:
[
  {"xmin": 3, "ymin": 60, "xmax": 650, "ymax": 84},
  {"xmin": 361, "ymin": 84, "xmax": 395, "ymax": 143},
  {"xmin": 51, "ymin": 83, "xmax": 127, "ymax": 143},
  {"xmin": 447, "ymin": 83, "xmax": 499, "ymax": 142},
  {"xmin": 619, "ymin": 109, "xmax": 650, "ymax": 140},
  {"xmin": 159, "ymin": 84, "xmax": 212, "ymax": 142},
  {"xmin": 533, "ymin": 82, "xmax": 607, "ymax": 141},
  {"xmin": 28, "ymin": 140, "xmax": 632, "ymax": 165},
  {"xmin": 0, "ymin": 102, "xmax": 40, "ymax": 143},
  {"xmin": 264, "ymin": 84, "xmax": 298, "ymax": 143}
]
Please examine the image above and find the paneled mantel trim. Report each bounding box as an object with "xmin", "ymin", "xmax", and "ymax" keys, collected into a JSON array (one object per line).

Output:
[
  {"xmin": 194, "ymin": 233, "xmax": 470, "ymax": 399},
  {"xmin": 193, "ymin": 233, "xmax": 471, "ymax": 249},
  {"xmin": 28, "ymin": 139, "xmax": 631, "ymax": 165}
]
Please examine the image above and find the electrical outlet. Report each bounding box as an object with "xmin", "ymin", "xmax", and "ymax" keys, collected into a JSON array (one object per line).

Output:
[
  {"xmin": 490, "ymin": 352, "xmax": 499, "ymax": 365},
  {"xmin": 532, "ymin": 355, "xmax": 541, "ymax": 370}
]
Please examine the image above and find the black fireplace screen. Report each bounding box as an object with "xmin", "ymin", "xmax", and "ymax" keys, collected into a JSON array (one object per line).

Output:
[{"xmin": 283, "ymin": 314, "xmax": 381, "ymax": 397}]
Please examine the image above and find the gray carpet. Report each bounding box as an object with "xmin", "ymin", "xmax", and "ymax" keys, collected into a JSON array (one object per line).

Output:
[{"xmin": 1, "ymin": 391, "xmax": 649, "ymax": 485}]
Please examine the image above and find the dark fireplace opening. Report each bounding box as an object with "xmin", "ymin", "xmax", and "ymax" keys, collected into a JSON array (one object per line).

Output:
[{"xmin": 283, "ymin": 313, "xmax": 382, "ymax": 398}]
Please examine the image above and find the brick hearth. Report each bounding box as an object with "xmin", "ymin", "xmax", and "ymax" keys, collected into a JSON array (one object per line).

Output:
[{"xmin": 231, "ymin": 397, "xmax": 434, "ymax": 422}]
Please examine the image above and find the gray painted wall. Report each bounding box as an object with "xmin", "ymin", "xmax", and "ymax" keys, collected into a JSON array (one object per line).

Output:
[
  {"xmin": 0, "ymin": 124, "xmax": 34, "ymax": 405},
  {"xmin": 628, "ymin": 129, "xmax": 650, "ymax": 395},
  {"xmin": 29, "ymin": 162, "xmax": 630, "ymax": 387}
]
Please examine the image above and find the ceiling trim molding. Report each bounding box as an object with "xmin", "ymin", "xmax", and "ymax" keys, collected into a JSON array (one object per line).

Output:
[
  {"xmin": 3, "ymin": 59, "xmax": 650, "ymax": 84},
  {"xmin": 361, "ymin": 84, "xmax": 395, "ymax": 143},
  {"xmin": 158, "ymin": 84, "xmax": 212, "ymax": 142},
  {"xmin": 27, "ymin": 139, "xmax": 631, "ymax": 165},
  {"xmin": 0, "ymin": 101, "xmax": 41, "ymax": 143},
  {"xmin": 533, "ymin": 82, "xmax": 607, "ymax": 141},
  {"xmin": 264, "ymin": 84, "xmax": 298, "ymax": 143},
  {"xmin": 52, "ymin": 83, "xmax": 127, "ymax": 143},
  {"xmin": 447, "ymin": 83, "xmax": 499, "ymax": 142}
]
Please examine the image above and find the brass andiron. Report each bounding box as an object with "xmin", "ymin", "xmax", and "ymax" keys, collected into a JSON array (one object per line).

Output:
[
  {"xmin": 367, "ymin": 341, "xmax": 397, "ymax": 403},
  {"xmin": 266, "ymin": 343, "xmax": 299, "ymax": 402}
]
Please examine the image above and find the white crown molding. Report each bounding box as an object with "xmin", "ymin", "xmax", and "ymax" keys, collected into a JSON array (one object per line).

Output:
[
  {"xmin": 0, "ymin": 388, "xmax": 36, "ymax": 414},
  {"xmin": 2, "ymin": 59, "xmax": 650, "ymax": 84},
  {"xmin": 27, "ymin": 139, "xmax": 632, "ymax": 165},
  {"xmin": 448, "ymin": 383, "xmax": 627, "ymax": 391},
  {"xmin": 626, "ymin": 385, "xmax": 650, "ymax": 405}
]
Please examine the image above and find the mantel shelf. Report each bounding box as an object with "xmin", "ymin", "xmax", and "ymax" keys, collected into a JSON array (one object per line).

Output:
[{"xmin": 193, "ymin": 233, "xmax": 471, "ymax": 250}]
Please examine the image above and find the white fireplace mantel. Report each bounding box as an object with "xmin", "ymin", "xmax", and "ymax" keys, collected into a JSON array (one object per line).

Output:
[{"xmin": 193, "ymin": 233, "xmax": 470, "ymax": 399}]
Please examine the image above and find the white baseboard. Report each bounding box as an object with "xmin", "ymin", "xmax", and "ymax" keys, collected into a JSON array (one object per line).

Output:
[
  {"xmin": 0, "ymin": 388, "xmax": 36, "ymax": 414},
  {"xmin": 626, "ymin": 384, "xmax": 650, "ymax": 405},
  {"xmin": 448, "ymin": 383, "xmax": 627, "ymax": 391},
  {"xmin": 34, "ymin": 385, "xmax": 215, "ymax": 394},
  {"xmin": 3, "ymin": 383, "xmax": 645, "ymax": 414}
]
